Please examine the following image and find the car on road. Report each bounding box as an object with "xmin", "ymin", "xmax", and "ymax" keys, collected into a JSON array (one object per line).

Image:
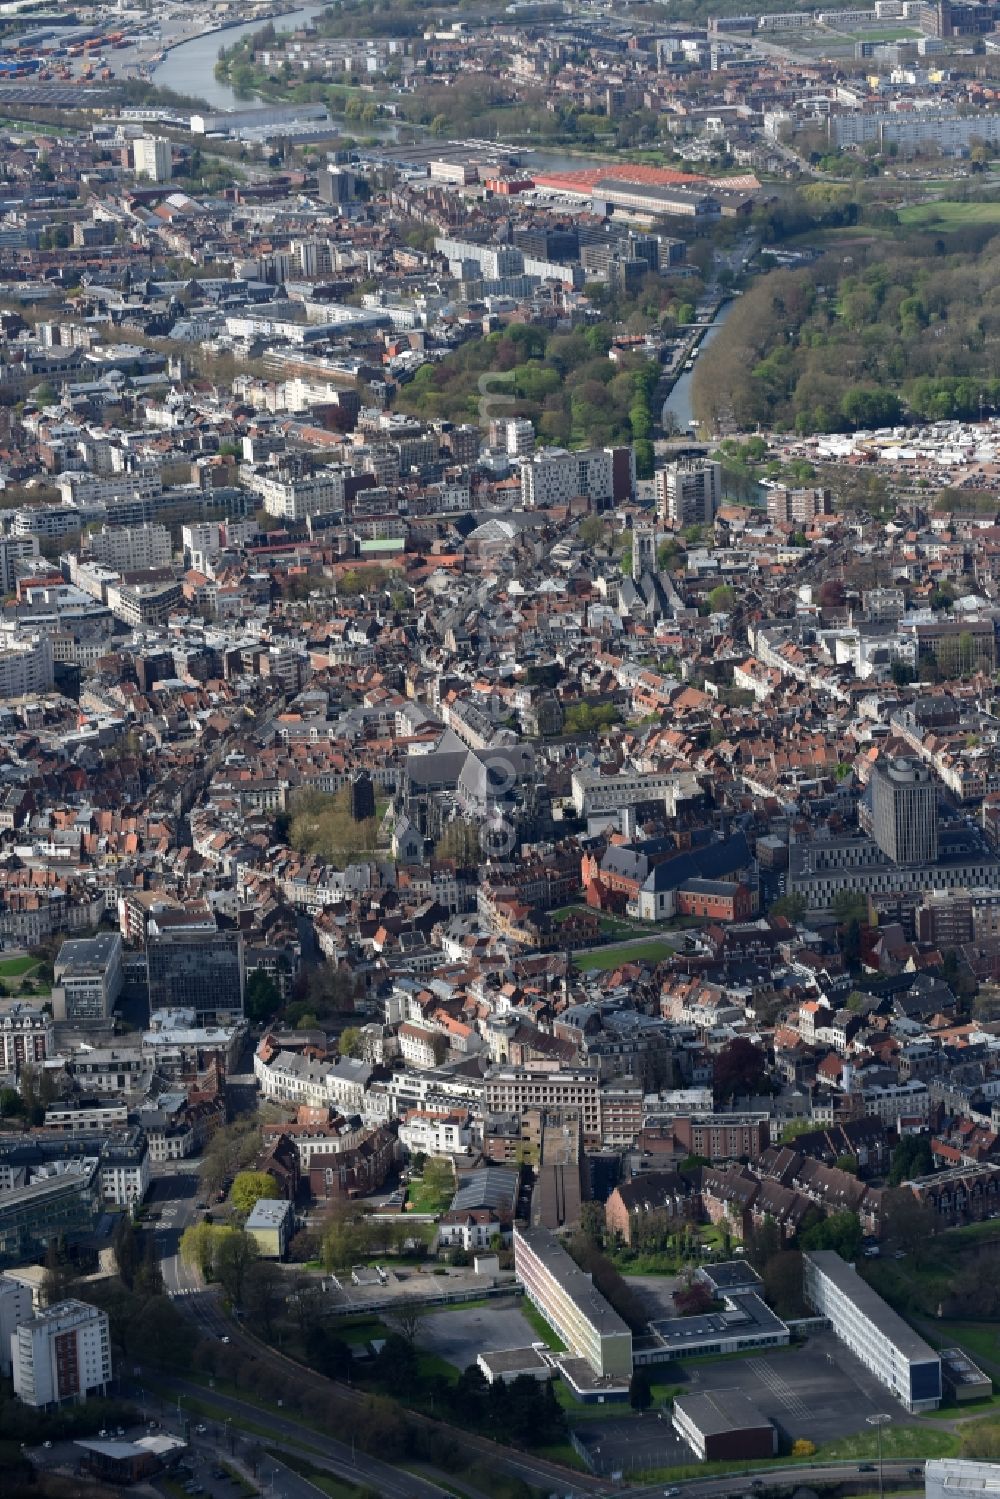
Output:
[
  {"xmin": 195, "ymin": 1425, "xmax": 207, "ymax": 1434},
  {"xmin": 664, "ymin": 1488, "xmax": 681, "ymax": 1496},
  {"xmin": 220, "ymin": 1335, "xmax": 230, "ymax": 1344},
  {"xmin": 859, "ymin": 1464, "xmax": 877, "ymax": 1472}
]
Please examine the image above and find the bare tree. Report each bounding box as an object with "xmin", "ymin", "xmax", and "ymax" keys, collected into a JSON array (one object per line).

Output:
[{"xmin": 386, "ymin": 1295, "xmax": 425, "ymax": 1348}]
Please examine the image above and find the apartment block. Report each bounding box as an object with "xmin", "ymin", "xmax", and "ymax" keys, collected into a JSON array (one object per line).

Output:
[
  {"xmin": 0, "ymin": 1003, "xmax": 54, "ymax": 1075},
  {"xmin": 12, "ymin": 1299, "xmax": 111, "ymax": 1407}
]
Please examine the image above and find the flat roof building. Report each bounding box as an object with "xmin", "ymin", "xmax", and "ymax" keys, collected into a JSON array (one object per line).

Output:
[
  {"xmin": 646, "ymin": 1291, "xmax": 789, "ymax": 1361},
  {"xmin": 12, "ymin": 1298, "xmax": 111, "ymax": 1407},
  {"xmin": 245, "ymin": 1197, "xmax": 292, "ymax": 1260},
  {"xmin": 52, "ymin": 933, "xmax": 123, "ymax": 1023},
  {"xmin": 673, "ymin": 1389, "xmax": 777, "ymax": 1461},
  {"xmin": 803, "ymin": 1250, "xmax": 941, "ymax": 1412},
  {"xmin": 939, "ymin": 1348, "xmax": 992, "ymax": 1403},
  {"xmin": 927, "ymin": 1461, "xmax": 1000, "ymax": 1499},
  {"xmin": 513, "ymin": 1223, "xmax": 632, "ymax": 1386}
]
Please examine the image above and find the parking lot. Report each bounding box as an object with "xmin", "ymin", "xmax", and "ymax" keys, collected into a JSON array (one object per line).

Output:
[
  {"xmin": 571, "ymin": 1331, "xmax": 912, "ymax": 1477},
  {"xmin": 418, "ymin": 1300, "xmax": 541, "ymax": 1372},
  {"xmin": 684, "ymin": 1331, "xmax": 909, "ymax": 1446},
  {"xmin": 574, "ymin": 1413, "xmax": 691, "ymax": 1479}
]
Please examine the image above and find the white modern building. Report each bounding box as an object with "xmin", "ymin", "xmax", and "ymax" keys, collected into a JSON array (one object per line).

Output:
[
  {"xmin": 513, "ymin": 1224, "xmax": 632, "ymax": 1385},
  {"xmin": 132, "ymin": 136, "xmax": 172, "ymax": 182},
  {"xmin": 519, "ymin": 447, "xmax": 614, "ymax": 509},
  {"xmin": 12, "ymin": 1299, "xmax": 111, "ymax": 1407},
  {"xmin": 656, "ymin": 458, "xmax": 722, "ymax": 529},
  {"xmin": 0, "ymin": 1272, "xmax": 33, "ymax": 1376},
  {"xmin": 247, "ymin": 467, "xmax": 347, "ymax": 521},
  {"xmin": 802, "ymin": 1250, "xmax": 941, "ymax": 1412},
  {"xmin": 0, "ymin": 632, "xmax": 54, "ymax": 698},
  {"xmin": 89, "ymin": 523, "xmax": 172, "ymax": 573},
  {"xmin": 0, "ymin": 536, "xmax": 40, "ymax": 595}
]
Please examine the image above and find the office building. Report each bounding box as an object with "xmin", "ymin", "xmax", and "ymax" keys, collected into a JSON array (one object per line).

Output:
[
  {"xmin": 672, "ymin": 1114, "xmax": 770, "ymax": 1162},
  {"xmin": 486, "ymin": 1068, "xmax": 601, "ymax": 1146},
  {"xmin": 12, "ymin": 1299, "xmax": 111, "ymax": 1407},
  {"xmin": 498, "ymin": 417, "xmax": 535, "ymax": 459},
  {"xmin": 0, "ymin": 1002, "xmax": 54, "ymax": 1075},
  {"xmin": 673, "ymin": 1390, "xmax": 776, "ymax": 1461},
  {"xmin": 927, "ymin": 1461, "xmax": 1000, "ymax": 1499},
  {"xmin": 245, "ymin": 1198, "xmax": 292, "ymax": 1259},
  {"xmin": 0, "ymin": 1272, "xmax": 33, "ymax": 1375},
  {"xmin": 146, "ymin": 919, "xmax": 244, "ymax": 1024},
  {"xmin": 132, "ymin": 137, "xmax": 172, "ymax": 183},
  {"xmin": 802, "ymin": 1250, "xmax": 941, "ymax": 1411},
  {"xmin": 871, "ymin": 756, "xmax": 939, "ymax": 866},
  {"xmin": 52, "ymin": 933, "xmax": 123, "ymax": 1023},
  {"xmin": 939, "ymin": 1349, "xmax": 992, "ymax": 1403},
  {"xmin": 513, "ymin": 1224, "xmax": 632, "ymax": 1384},
  {"xmin": 656, "ymin": 459, "xmax": 722, "ymax": 528},
  {"xmin": 0, "ymin": 1157, "xmax": 102, "ymax": 1267}
]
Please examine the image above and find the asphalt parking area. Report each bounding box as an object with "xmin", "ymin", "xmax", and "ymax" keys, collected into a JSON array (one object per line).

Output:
[
  {"xmin": 573, "ymin": 1413, "xmax": 690, "ymax": 1479},
  {"xmin": 418, "ymin": 1302, "xmax": 541, "ymax": 1372},
  {"xmin": 683, "ymin": 1332, "xmax": 910, "ymax": 1443}
]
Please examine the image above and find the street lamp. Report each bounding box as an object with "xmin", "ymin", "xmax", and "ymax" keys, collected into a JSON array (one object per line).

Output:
[{"xmin": 867, "ymin": 1412, "xmax": 892, "ymax": 1499}]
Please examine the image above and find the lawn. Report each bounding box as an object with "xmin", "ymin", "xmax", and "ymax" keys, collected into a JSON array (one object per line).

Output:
[
  {"xmin": 0, "ymin": 955, "xmax": 38, "ymax": 977},
  {"xmin": 574, "ymin": 939, "xmax": 675, "ymax": 972},
  {"xmin": 898, "ymin": 201, "xmax": 1000, "ymax": 229},
  {"xmin": 551, "ymin": 904, "xmax": 637, "ymax": 939},
  {"xmin": 331, "ymin": 1315, "xmax": 391, "ymax": 1347},
  {"xmin": 406, "ymin": 1176, "xmax": 453, "ymax": 1215},
  {"xmin": 520, "ymin": 1299, "xmax": 567, "ymax": 1352},
  {"xmin": 535, "ymin": 1441, "xmax": 587, "ymax": 1471},
  {"xmin": 819, "ymin": 1427, "xmax": 959, "ymax": 1462}
]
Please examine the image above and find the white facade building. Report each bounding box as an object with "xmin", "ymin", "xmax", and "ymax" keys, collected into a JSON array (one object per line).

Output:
[
  {"xmin": 926, "ymin": 1461, "xmax": 1000, "ymax": 1499},
  {"xmin": 0, "ymin": 536, "xmax": 40, "ymax": 595},
  {"xmin": 519, "ymin": 447, "xmax": 614, "ymax": 509},
  {"xmin": 12, "ymin": 1299, "xmax": 111, "ymax": 1407},
  {"xmin": 89, "ymin": 523, "xmax": 172, "ymax": 573},
  {"xmin": 802, "ymin": 1250, "xmax": 941, "ymax": 1412},
  {"xmin": 247, "ymin": 467, "xmax": 347, "ymax": 521},
  {"xmin": 0, "ymin": 633, "xmax": 54, "ymax": 698},
  {"xmin": 0, "ymin": 1003, "xmax": 54, "ymax": 1075},
  {"xmin": 0, "ymin": 1273, "xmax": 33, "ymax": 1376},
  {"xmin": 132, "ymin": 136, "xmax": 172, "ymax": 182}
]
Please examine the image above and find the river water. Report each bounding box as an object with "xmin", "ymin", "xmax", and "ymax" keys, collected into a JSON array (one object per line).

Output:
[
  {"xmin": 662, "ymin": 298, "xmax": 737, "ymax": 433},
  {"xmin": 153, "ymin": 10, "xmax": 636, "ymax": 174},
  {"xmin": 154, "ymin": 4, "xmax": 328, "ymax": 109}
]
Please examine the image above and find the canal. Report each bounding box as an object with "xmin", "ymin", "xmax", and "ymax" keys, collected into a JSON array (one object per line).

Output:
[{"xmin": 661, "ymin": 297, "xmax": 737, "ymax": 434}]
